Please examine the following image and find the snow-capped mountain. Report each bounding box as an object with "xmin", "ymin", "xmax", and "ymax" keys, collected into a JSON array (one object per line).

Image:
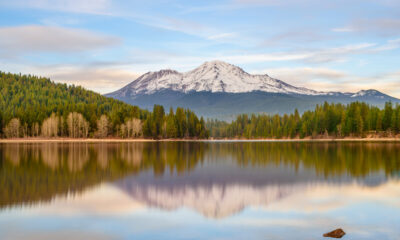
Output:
[
  {"xmin": 116, "ymin": 61, "xmax": 323, "ymax": 95},
  {"xmin": 106, "ymin": 61, "xmax": 400, "ymax": 119}
]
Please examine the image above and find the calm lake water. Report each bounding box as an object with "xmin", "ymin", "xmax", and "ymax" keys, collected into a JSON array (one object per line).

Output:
[{"xmin": 1, "ymin": 142, "xmax": 400, "ymax": 240}]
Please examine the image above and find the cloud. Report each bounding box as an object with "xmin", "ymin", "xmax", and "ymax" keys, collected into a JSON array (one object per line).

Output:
[
  {"xmin": 334, "ymin": 18, "xmax": 400, "ymax": 36},
  {"xmin": 127, "ymin": 14, "xmax": 229, "ymax": 40},
  {"xmin": 257, "ymin": 67, "xmax": 346, "ymax": 87},
  {"xmin": 0, "ymin": 25, "xmax": 121, "ymax": 56},
  {"xmin": 2, "ymin": 0, "xmax": 112, "ymax": 15},
  {"xmin": 1, "ymin": 0, "xmax": 238, "ymax": 41},
  {"xmin": 371, "ymin": 38, "xmax": 400, "ymax": 51},
  {"xmin": 252, "ymin": 66, "xmax": 400, "ymax": 98},
  {"xmin": 233, "ymin": 0, "xmax": 283, "ymax": 6},
  {"xmin": 221, "ymin": 39, "xmax": 400, "ymax": 65},
  {"xmin": 262, "ymin": 30, "xmax": 329, "ymax": 46},
  {"xmin": 331, "ymin": 27, "xmax": 354, "ymax": 32},
  {"xmin": 233, "ymin": 0, "xmax": 313, "ymax": 6},
  {"xmin": 26, "ymin": 63, "xmax": 139, "ymax": 94},
  {"xmin": 122, "ymin": 41, "xmax": 388, "ymax": 68},
  {"xmin": 208, "ymin": 32, "xmax": 237, "ymax": 40},
  {"xmin": 219, "ymin": 43, "xmax": 376, "ymax": 64}
]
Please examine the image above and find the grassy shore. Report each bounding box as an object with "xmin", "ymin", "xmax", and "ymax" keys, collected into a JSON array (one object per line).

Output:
[{"xmin": 1, "ymin": 137, "xmax": 400, "ymax": 143}]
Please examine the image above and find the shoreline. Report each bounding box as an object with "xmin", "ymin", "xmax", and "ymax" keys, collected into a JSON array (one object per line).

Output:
[{"xmin": 1, "ymin": 137, "xmax": 400, "ymax": 143}]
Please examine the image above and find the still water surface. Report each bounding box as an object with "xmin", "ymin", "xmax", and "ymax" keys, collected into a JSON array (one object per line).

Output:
[{"xmin": 0, "ymin": 142, "xmax": 400, "ymax": 240}]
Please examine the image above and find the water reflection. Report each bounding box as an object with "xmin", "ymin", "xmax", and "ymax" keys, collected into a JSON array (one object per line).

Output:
[
  {"xmin": 1, "ymin": 142, "xmax": 400, "ymax": 214},
  {"xmin": 1, "ymin": 142, "xmax": 400, "ymax": 239}
]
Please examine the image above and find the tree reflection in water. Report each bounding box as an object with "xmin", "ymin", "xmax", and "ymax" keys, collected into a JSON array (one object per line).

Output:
[{"xmin": 1, "ymin": 142, "xmax": 399, "ymax": 211}]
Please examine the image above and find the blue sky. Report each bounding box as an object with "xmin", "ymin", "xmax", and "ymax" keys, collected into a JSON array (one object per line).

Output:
[{"xmin": 0, "ymin": 0, "xmax": 400, "ymax": 96}]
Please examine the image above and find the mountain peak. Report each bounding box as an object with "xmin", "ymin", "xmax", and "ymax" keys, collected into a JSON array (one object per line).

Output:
[
  {"xmin": 199, "ymin": 60, "xmax": 236, "ymax": 68},
  {"xmin": 196, "ymin": 60, "xmax": 247, "ymax": 73},
  {"xmin": 112, "ymin": 61, "xmax": 323, "ymax": 95},
  {"xmin": 147, "ymin": 69, "xmax": 179, "ymax": 78},
  {"xmin": 202, "ymin": 60, "xmax": 228, "ymax": 65}
]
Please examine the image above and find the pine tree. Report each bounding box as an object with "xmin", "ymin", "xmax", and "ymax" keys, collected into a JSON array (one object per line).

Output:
[
  {"xmin": 166, "ymin": 108, "xmax": 177, "ymax": 138},
  {"xmin": 383, "ymin": 102, "xmax": 393, "ymax": 130}
]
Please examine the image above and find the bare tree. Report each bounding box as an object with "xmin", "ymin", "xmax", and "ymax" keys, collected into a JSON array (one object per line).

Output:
[
  {"xmin": 130, "ymin": 118, "xmax": 142, "ymax": 137},
  {"xmin": 67, "ymin": 112, "xmax": 89, "ymax": 138},
  {"xmin": 124, "ymin": 118, "xmax": 142, "ymax": 138},
  {"xmin": 32, "ymin": 122, "xmax": 40, "ymax": 137},
  {"xmin": 22, "ymin": 123, "xmax": 29, "ymax": 137},
  {"xmin": 119, "ymin": 124, "xmax": 127, "ymax": 138},
  {"xmin": 4, "ymin": 118, "xmax": 21, "ymax": 138},
  {"xmin": 96, "ymin": 115, "xmax": 109, "ymax": 138},
  {"xmin": 41, "ymin": 113, "xmax": 60, "ymax": 137}
]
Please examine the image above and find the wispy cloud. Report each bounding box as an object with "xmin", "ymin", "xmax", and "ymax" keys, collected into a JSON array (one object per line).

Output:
[
  {"xmin": 1, "ymin": 0, "xmax": 237, "ymax": 41},
  {"xmin": 2, "ymin": 0, "xmax": 112, "ymax": 15},
  {"xmin": 371, "ymin": 38, "xmax": 400, "ymax": 51},
  {"xmin": 253, "ymin": 67, "xmax": 357, "ymax": 93},
  {"xmin": 26, "ymin": 63, "xmax": 139, "ymax": 94},
  {"xmin": 0, "ymin": 25, "xmax": 120, "ymax": 56},
  {"xmin": 253, "ymin": 66, "xmax": 400, "ymax": 97},
  {"xmin": 261, "ymin": 30, "xmax": 331, "ymax": 47},
  {"xmin": 258, "ymin": 67, "xmax": 346, "ymax": 84},
  {"xmin": 331, "ymin": 27, "xmax": 354, "ymax": 33},
  {"xmin": 138, "ymin": 15, "xmax": 219, "ymax": 39},
  {"xmin": 208, "ymin": 32, "xmax": 237, "ymax": 40},
  {"xmin": 219, "ymin": 43, "xmax": 376, "ymax": 64},
  {"xmin": 333, "ymin": 18, "xmax": 400, "ymax": 36}
]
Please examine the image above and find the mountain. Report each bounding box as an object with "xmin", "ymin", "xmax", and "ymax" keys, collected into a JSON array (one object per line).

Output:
[
  {"xmin": 115, "ymin": 61, "xmax": 323, "ymax": 95},
  {"xmin": 106, "ymin": 61, "xmax": 400, "ymax": 119}
]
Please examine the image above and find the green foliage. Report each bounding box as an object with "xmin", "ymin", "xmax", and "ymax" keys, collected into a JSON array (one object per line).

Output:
[
  {"xmin": 166, "ymin": 107, "xmax": 178, "ymax": 138},
  {"xmin": 208, "ymin": 101, "xmax": 400, "ymax": 139},
  {"xmin": 0, "ymin": 72, "xmax": 207, "ymax": 139}
]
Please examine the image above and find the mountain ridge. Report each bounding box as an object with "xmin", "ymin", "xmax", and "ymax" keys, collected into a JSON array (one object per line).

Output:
[
  {"xmin": 108, "ymin": 60, "xmax": 326, "ymax": 96},
  {"xmin": 106, "ymin": 61, "xmax": 400, "ymax": 119}
]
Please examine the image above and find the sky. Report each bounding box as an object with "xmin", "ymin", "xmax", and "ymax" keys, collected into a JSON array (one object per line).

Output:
[{"xmin": 0, "ymin": 0, "xmax": 400, "ymax": 97}]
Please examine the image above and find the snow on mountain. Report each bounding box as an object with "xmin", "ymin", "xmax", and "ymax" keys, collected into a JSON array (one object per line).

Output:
[
  {"xmin": 351, "ymin": 89, "xmax": 385, "ymax": 99},
  {"xmin": 113, "ymin": 60, "xmax": 325, "ymax": 96},
  {"xmin": 106, "ymin": 60, "xmax": 399, "ymax": 118}
]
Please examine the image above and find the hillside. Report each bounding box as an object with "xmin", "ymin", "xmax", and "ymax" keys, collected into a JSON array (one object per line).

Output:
[
  {"xmin": 0, "ymin": 71, "xmax": 144, "ymax": 130},
  {"xmin": 0, "ymin": 72, "xmax": 207, "ymax": 138}
]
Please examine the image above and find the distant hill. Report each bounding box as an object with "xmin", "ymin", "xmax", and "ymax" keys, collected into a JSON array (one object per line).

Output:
[{"xmin": 106, "ymin": 61, "xmax": 400, "ymax": 119}]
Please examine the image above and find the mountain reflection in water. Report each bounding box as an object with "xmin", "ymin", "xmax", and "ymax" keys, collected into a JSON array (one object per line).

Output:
[{"xmin": 1, "ymin": 142, "xmax": 399, "ymax": 218}]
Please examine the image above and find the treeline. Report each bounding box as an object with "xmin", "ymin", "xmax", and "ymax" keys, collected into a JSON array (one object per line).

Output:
[
  {"xmin": 2, "ymin": 72, "xmax": 400, "ymax": 140},
  {"xmin": 207, "ymin": 101, "xmax": 400, "ymax": 138},
  {"xmin": 0, "ymin": 72, "xmax": 207, "ymax": 139}
]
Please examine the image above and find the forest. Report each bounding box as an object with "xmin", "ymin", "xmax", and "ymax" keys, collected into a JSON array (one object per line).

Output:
[
  {"xmin": 1, "ymin": 71, "xmax": 400, "ymax": 139},
  {"xmin": 207, "ymin": 101, "xmax": 400, "ymax": 138},
  {"xmin": 0, "ymin": 72, "xmax": 208, "ymax": 139}
]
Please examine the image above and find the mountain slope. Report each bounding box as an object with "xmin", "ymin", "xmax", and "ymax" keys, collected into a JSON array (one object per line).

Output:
[{"xmin": 107, "ymin": 61, "xmax": 400, "ymax": 119}]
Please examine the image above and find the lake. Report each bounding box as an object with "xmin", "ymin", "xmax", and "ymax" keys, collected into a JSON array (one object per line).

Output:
[{"xmin": 0, "ymin": 142, "xmax": 400, "ymax": 240}]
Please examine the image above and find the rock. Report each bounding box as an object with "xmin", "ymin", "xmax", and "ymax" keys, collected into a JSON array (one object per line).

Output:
[{"xmin": 323, "ymin": 228, "xmax": 346, "ymax": 238}]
